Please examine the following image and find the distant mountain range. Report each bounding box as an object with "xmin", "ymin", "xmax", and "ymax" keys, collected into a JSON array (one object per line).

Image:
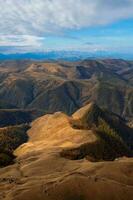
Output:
[
  {"xmin": 0, "ymin": 51, "xmax": 133, "ymax": 61},
  {"xmin": 0, "ymin": 59, "xmax": 133, "ymax": 121}
]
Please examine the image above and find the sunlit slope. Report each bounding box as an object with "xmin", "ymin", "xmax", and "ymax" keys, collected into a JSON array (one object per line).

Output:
[{"xmin": 0, "ymin": 103, "xmax": 133, "ymax": 200}]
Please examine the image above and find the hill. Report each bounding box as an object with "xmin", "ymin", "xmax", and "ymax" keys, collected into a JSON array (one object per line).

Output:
[
  {"xmin": 0, "ymin": 103, "xmax": 133, "ymax": 200},
  {"xmin": 61, "ymin": 103, "xmax": 133, "ymax": 161},
  {"xmin": 0, "ymin": 59, "xmax": 132, "ymax": 121}
]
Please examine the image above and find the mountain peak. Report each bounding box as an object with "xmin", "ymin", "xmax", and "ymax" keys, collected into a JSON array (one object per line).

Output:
[{"xmin": 73, "ymin": 102, "xmax": 103, "ymax": 127}]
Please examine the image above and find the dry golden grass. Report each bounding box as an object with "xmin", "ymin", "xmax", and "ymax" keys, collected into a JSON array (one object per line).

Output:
[{"xmin": 0, "ymin": 104, "xmax": 133, "ymax": 200}]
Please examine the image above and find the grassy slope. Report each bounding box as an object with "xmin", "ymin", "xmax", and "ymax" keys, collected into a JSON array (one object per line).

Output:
[{"xmin": 61, "ymin": 104, "xmax": 133, "ymax": 161}]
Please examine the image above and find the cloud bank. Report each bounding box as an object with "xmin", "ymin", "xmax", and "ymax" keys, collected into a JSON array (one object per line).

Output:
[
  {"xmin": 0, "ymin": 0, "xmax": 133, "ymax": 36},
  {"xmin": 0, "ymin": 0, "xmax": 133, "ymax": 53}
]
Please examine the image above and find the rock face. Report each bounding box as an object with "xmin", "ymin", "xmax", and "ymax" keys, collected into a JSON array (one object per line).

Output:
[{"xmin": 0, "ymin": 103, "xmax": 133, "ymax": 200}]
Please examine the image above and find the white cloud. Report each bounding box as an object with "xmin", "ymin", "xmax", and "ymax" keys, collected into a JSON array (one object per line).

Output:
[
  {"xmin": 0, "ymin": 34, "xmax": 45, "ymax": 53},
  {"xmin": 0, "ymin": 0, "xmax": 133, "ymax": 53},
  {"xmin": 0, "ymin": 0, "xmax": 133, "ymax": 36},
  {"xmin": 0, "ymin": 35, "xmax": 44, "ymax": 47}
]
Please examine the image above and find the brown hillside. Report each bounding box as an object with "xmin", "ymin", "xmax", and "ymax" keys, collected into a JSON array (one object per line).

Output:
[{"xmin": 0, "ymin": 103, "xmax": 133, "ymax": 200}]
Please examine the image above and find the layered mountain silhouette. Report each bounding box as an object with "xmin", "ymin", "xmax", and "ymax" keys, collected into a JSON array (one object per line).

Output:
[
  {"xmin": 0, "ymin": 103, "xmax": 133, "ymax": 200},
  {"xmin": 0, "ymin": 59, "xmax": 132, "ymax": 122}
]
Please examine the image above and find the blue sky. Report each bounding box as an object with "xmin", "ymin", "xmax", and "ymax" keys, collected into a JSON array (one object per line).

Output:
[{"xmin": 0, "ymin": 0, "xmax": 133, "ymax": 55}]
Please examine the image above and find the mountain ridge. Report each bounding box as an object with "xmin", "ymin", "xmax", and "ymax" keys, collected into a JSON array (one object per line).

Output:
[
  {"xmin": 0, "ymin": 59, "xmax": 132, "ymax": 121},
  {"xmin": 0, "ymin": 103, "xmax": 133, "ymax": 200},
  {"xmin": 0, "ymin": 51, "xmax": 133, "ymax": 61}
]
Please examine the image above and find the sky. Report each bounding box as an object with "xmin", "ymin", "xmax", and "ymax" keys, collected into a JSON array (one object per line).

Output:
[{"xmin": 0, "ymin": 0, "xmax": 133, "ymax": 55}]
